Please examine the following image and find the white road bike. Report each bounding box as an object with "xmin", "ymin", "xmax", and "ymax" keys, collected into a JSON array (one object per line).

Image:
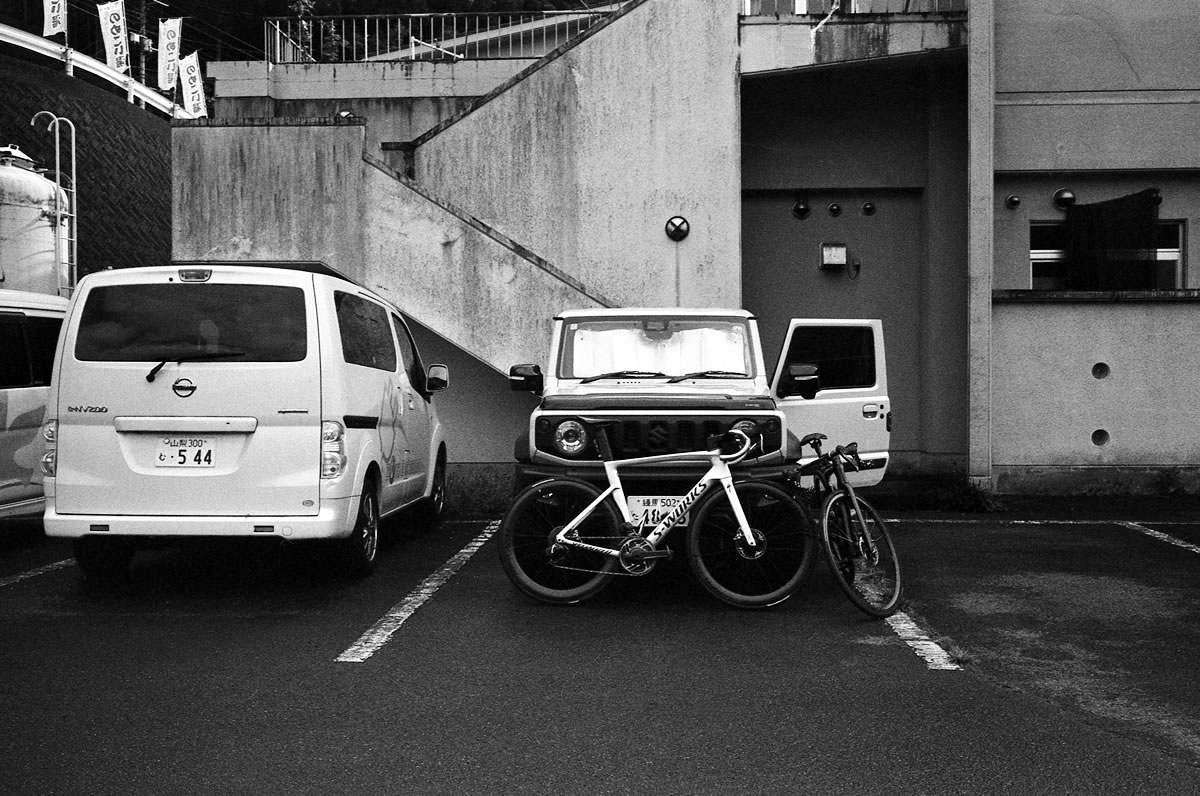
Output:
[{"xmin": 498, "ymin": 424, "xmax": 816, "ymax": 608}]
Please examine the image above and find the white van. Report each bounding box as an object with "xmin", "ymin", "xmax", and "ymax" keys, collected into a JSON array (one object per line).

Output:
[
  {"xmin": 41, "ymin": 262, "xmax": 449, "ymax": 578},
  {"xmin": 0, "ymin": 289, "xmax": 68, "ymax": 520}
]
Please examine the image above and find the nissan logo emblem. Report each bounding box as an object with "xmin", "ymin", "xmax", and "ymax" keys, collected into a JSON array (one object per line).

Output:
[{"xmin": 172, "ymin": 378, "xmax": 197, "ymax": 398}]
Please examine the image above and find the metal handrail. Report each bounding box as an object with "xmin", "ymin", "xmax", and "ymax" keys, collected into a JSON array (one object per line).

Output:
[
  {"xmin": 263, "ymin": 11, "xmax": 612, "ymax": 64},
  {"xmin": 0, "ymin": 22, "xmax": 195, "ymax": 118}
]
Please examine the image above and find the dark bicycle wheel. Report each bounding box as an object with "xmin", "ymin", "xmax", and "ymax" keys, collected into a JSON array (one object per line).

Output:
[
  {"xmin": 498, "ymin": 478, "xmax": 621, "ymax": 604},
  {"xmin": 820, "ymin": 492, "xmax": 902, "ymax": 618},
  {"xmin": 686, "ymin": 480, "xmax": 816, "ymax": 608}
]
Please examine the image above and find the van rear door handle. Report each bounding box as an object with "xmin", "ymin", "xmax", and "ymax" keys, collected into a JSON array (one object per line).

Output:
[{"xmin": 862, "ymin": 404, "xmax": 880, "ymax": 418}]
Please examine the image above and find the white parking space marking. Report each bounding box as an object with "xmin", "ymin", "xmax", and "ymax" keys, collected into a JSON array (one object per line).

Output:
[
  {"xmin": 0, "ymin": 559, "xmax": 72, "ymax": 589},
  {"xmin": 337, "ymin": 521, "xmax": 498, "ymax": 663},
  {"xmin": 1118, "ymin": 521, "xmax": 1200, "ymax": 555},
  {"xmin": 886, "ymin": 611, "xmax": 962, "ymax": 671}
]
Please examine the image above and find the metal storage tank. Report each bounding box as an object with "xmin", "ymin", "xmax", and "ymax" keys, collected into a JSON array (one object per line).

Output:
[{"xmin": 0, "ymin": 144, "xmax": 70, "ymax": 296}]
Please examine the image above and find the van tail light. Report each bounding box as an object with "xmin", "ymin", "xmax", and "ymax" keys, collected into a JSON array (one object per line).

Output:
[
  {"xmin": 40, "ymin": 419, "xmax": 57, "ymax": 477},
  {"xmin": 321, "ymin": 421, "xmax": 347, "ymax": 479}
]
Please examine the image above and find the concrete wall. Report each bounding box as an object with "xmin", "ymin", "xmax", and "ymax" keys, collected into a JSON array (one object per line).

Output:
[
  {"xmin": 992, "ymin": 299, "xmax": 1200, "ymax": 494},
  {"xmin": 208, "ymin": 60, "xmax": 531, "ymax": 154},
  {"xmin": 994, "ymin": 0, "xmax": 1200, "ymax": 172},
  {"xmin": 740, "ymin": 15, "xmax": 964, "ymax": 75},
  {"xmin": 984, "ymin": 1, "xmax": 1200, "ymax": 493},
  {"xmin": 414, "ymin": 0, "xmax": 743, "ymax": 310},
  {"xmin": 741, "ymin": 55, "xmax": 968, "ymax": 476}
]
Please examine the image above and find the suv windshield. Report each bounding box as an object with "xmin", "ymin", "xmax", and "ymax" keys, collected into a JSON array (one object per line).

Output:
[
  {"xmin": 75, "ymin": 283, "xmax": 307, "ymax": 362},
  {"xmin": 558, "ymin": 317, "xmax": 754, "ymax": 380}
]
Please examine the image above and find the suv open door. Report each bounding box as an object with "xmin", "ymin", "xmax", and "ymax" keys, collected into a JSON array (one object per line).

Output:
[{"xmin": 770, "ymin": 319, "xmax": 889, "ymax": 487}]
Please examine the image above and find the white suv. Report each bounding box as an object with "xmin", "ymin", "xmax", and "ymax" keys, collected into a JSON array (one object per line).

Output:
[{"xmin": 41, "ymin": 262, "xmax": 449, "ymax": 579}]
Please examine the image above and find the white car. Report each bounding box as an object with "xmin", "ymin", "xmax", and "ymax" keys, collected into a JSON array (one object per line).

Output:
[
  {"xmin": 41, "ymin": 262, "xmax": 449, "ymax": 579},
  {"xmin": 0, "ymin": 289, "xmax": 68, "ymax": 520}
]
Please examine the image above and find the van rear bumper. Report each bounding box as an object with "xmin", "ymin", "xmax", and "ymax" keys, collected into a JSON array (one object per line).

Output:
[{"xmin": 43, "ymin": 496, "xmax": 357, "ymax": 540}]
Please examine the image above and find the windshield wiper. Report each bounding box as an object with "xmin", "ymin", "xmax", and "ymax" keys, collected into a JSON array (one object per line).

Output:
[
  {"xmin": 667, "ymin": 370, "xmax": 749, "ymax": 383},
  {"xmin": 146, "ymin": 349, "xmax": 247, "ymax": 382},
  {"xmin": 579, "ymin": 370, "xmax": 667, "ymax": 384}
]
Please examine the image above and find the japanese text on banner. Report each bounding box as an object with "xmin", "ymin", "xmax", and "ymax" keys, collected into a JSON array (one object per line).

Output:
[
  {"xmin": 42, "ymin": 0, "xmax": 66, "ymax": 36},
  {"xmin": 157, "ymin": 18, "xmax": 182, "ymax": 91},
  {"xmin": 179, "ymin": 51, "xmax": 208, "ymax": 117},
  {"xmin": 98, "ymin": 0, "xmax": 129, "ymax": 74}
]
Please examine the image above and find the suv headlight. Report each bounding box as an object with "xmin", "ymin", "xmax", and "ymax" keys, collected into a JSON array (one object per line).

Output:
[
  {"xmin": 552, "ymin": 419, "xmax": 589, "ymax": 457},
  {"xmin": 321, "ymin": 421, "xmax": 347, "ymax": 478}
]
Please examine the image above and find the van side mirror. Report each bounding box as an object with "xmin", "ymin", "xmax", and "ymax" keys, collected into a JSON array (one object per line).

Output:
[
  {"xmin": 426, "ymin": 363, "xmax": 449, "ymax": 392},
  {"xmin": 778, "ymin": 363, "xmax": 819, "ymax": 400},
  {"xmin": 509, "ymin": 363, "xmax": 543, "ymax": 394}
]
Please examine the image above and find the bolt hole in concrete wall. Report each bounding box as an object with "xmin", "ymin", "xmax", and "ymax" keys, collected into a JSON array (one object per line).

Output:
[
  {"xmin": 1092, "ymin": 429, "xmax": 1110, "ymax": 446},
  {"xmin": 1092, "ymin": 362, "xmax": 1110, "ymax": 379}
]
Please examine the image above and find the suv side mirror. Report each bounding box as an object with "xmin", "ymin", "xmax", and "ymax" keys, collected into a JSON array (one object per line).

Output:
[
  {"xmin": 509, "ymin": 363, "xmax": 544, "ymax": 394},
  {"xmin": 778, "ymin": 363, "xmax": 819, "ymax": 400},
  {"xmin": 426, "ymin": 363, "xmax": 449, "ymax": 393}
]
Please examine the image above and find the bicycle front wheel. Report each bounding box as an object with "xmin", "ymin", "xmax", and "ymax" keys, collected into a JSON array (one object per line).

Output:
[
  {"xmin": 687, "ymin": 480, "xmax": 816, "ymax": 608},
  {"xmin": 820, "ymin": 492, "xmax": 902, "ymax": 618},
  {"xmin": 498, "ymin": 479, "xmax": 620, "ymax": 605}
]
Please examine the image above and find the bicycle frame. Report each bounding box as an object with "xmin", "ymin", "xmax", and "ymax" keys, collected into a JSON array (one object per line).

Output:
[{"xmin": 551, "ymin": 443, "xmax": 757, "ymax": 557}]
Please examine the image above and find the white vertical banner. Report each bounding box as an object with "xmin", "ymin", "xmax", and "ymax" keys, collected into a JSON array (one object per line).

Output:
[
  {"xmin": 42, "ymin": 0, "xmax": 67, "ymax": 36},
  {"xmin": 179, "ymin": 51, "xmax": 208, "ymax": 117},
  {"xmin": 157, "ymin": 18, "xmax": 182, "ymax": 91},
  {"xmin": 97, "ymin": 0, "xmax": 130, "ymax": 74}
]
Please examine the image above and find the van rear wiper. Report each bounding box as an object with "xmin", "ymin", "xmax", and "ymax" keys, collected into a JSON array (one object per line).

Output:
[
  {"xmin": 146, "ymin": 349, "xmax": 247, "ymax": 382},
  {"xmin": 666, "ymin": 370, "xmax": 748, "ymax": 383},
  {"xmin": 579, "ymin": 370, "xmax": 667, "ymax": 384}
]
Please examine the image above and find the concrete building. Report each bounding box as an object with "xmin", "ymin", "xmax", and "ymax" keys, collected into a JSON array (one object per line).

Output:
[{"xmin": 35, "ymin": 0, "xmax": 1200, "ymax": 510}]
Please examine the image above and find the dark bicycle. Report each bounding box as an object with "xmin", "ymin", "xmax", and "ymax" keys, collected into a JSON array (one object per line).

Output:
[{"xmin": 785, "ymin": 432, "xmax": 903, "ymax": 618}]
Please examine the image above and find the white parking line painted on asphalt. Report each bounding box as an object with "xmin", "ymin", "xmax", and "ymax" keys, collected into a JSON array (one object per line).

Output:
[
  {"xmin": 885, "ymin": 611, "xmax": 962, "ymax": 671},
  {"xmin": 1118, "ymin": 521, "xmax": 1200, "ymax": 555},
  {"xmin": 0, "ymin": 559, "xmax": 72, "ymax": 589},
  {"xmin": 336, "ymin": 521, "xmax": 499, "ymax": 663}
]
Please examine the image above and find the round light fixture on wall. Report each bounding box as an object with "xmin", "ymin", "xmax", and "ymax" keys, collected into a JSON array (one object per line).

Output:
[{"xmin": 665, "ymin": 216, "xmax": 690, "ymax": 242}]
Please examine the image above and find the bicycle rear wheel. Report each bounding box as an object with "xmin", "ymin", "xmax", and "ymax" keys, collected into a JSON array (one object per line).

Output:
[
  {"xmin": 498, "ymin": 478, "xmax": 620, "ymax": 604},
  {"xmin": 820, "ymin": 492, "xmax": 902, "ymax": 617},
  {"xmin": 687, "ymin": 480, "xmax": 816, "ymax": 608}
]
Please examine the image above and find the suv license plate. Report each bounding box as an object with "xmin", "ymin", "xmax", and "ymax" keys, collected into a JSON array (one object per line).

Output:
[
  {"xmin": 628, "ymin": 496, "xmax": 689, "ymax": 529},
  {"xmin": 156, "ymin": 437, "xmax": 215, "ymax": 467}
]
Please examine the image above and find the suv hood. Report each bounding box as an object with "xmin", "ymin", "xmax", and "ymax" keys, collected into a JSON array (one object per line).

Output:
[{"xmin": 541, "ymin": 393, "xmax": 776, "ymax": 411}]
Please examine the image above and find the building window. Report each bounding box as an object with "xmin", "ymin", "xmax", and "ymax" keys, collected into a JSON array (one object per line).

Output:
[{"xmin": 1030, "ymin": 221, "xmax": 1183, "ymax": 290}]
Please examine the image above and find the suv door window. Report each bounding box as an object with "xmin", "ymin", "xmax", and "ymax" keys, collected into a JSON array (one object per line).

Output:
[
  {"xmin": 335, "ymin": 292, "xmax": 396, "ymax": 371},
  {"xmin": 777, "ymin": 326, "xmax": 876, "ymax": 396},
  {"xmin": 391, "ymin": 314, "xmax": 425, "ymax": 392},
  {"xmin": 0, "ymin": 313, "xmax": 32, "ymax": 388}
]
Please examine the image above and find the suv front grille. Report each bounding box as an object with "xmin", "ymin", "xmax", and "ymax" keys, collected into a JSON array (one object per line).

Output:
[{"xmin": 535, "ymin": 415, "xmax": 783, "ymax": 461}]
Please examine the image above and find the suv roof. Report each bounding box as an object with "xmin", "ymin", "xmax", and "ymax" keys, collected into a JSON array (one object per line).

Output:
[
  {"xmin": 169, "ymin": 260, "xmax": 363, "ymax": 287},
  {"xmin": 555, "ymin": 307, "xmax": 756, "ymax": 321}
]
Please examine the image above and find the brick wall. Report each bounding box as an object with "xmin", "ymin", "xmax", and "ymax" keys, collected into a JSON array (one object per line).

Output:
[{"xmin": 1, "ymin": 52, "xmax": 171, "ymax": 279}]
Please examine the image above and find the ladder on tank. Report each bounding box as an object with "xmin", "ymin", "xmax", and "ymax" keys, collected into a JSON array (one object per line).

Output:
[{"xmin": 30, "ymin": 111, "xmax": 77, "ymax": 297}]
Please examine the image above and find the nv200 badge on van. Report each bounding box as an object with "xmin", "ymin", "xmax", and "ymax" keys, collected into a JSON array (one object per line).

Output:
[{"xmin": 42, "ymin": 262, "xmax": 449, "ymax": 579}]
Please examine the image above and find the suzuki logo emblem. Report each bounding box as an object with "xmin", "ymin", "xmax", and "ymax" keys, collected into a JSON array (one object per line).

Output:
[{"xmin": 172, "ymin": 378, "xmax": 196, "ymax": 398}]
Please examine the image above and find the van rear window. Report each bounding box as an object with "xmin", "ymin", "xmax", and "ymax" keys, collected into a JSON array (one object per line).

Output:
[{"xmin": 74, "ymin": 284, "xmax": 307, "ymax": 362}]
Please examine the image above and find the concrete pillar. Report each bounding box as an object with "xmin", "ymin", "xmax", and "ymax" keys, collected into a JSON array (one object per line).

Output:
[{"xmin": 967, "ymin": 0, "xmax": 995, "ymax": 489}]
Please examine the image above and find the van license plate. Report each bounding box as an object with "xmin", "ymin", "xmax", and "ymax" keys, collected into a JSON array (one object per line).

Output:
[
  {"xmin": 628, "ymin": 496, "xmax": 689, "ymax": 529},
  {"xmin": 156, "ymin": 437, "xmax": 215, "ymax": 467}
]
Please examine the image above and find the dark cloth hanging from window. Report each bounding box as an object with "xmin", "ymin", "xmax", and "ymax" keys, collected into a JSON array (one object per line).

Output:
[{"xmin": 1064, "ymin": 188, "xmax": 1160, "ymax": 290}]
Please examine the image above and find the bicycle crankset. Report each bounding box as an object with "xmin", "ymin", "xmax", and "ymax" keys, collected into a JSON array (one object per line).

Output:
[{"xmin": 618, "ymin": 534, "xmax": 671, "ymax": 575}]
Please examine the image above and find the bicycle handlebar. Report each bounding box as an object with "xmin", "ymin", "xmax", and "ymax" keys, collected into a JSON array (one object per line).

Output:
[{"xmin": 714, "ymin": 428, "xmax": 755, "ymax": 464}]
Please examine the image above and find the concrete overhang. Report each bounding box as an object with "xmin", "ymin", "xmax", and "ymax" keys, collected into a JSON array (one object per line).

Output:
[{"xmin": 740, "ymin": 13, "xmax": 966, "ymax": 75}]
